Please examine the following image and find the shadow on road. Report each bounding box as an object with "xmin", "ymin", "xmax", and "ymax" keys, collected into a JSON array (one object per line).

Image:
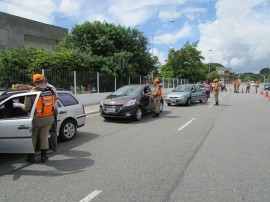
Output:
[
  {"xmin": 11, "ymin": 150, "xmax": 95, "ymax": 181},
  {"xmin": 0, "ymin": 131, "xmax": 99, "ymax": 178}
]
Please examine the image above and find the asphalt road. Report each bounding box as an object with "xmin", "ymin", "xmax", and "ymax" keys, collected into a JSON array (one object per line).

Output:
[{"xmin": 0, "ymin": 86, "xmax": 270, "ymax": 202}]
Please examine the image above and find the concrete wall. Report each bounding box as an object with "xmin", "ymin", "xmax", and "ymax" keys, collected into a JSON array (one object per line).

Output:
[
  {"xmin": 76, "ymin": 88, "xmax": 174, "ymax": 106},
  {"xmin": 0, "ymin": 12, "xmax": 68, "ymax": 51}
]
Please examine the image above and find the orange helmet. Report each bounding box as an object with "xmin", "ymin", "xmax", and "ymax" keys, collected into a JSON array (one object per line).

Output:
[
  {"xmin": 213, "ymin": 78, "xmax": 219, "ymax": 83},
  {"xmin": 153, "ymin": 79, "xmax": 160, "ymax": 83},
  {"xmin": 33, "ymin": 74, "xmax": 44, "ymax": 82}
]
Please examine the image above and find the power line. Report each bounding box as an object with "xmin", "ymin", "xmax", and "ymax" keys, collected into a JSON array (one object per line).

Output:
[{"xmin": 0, "ymin": 0, "xmax": 74, "ymax": 27}]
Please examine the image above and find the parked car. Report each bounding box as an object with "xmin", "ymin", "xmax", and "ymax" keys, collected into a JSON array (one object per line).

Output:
[
  {"xmin": 263, "ymin": 83, "xmax": 270, "ymax": 90},
  {"xmin": 100, "ymin": 84, "xmax": 159, "ymax": 121},
  {"xmin": 0, "ymin": 90, "xmax": 86, "ymax": 153},
  {"xmin": 165, "ymin": 84, "xmax": 205, "ymax": 106}
]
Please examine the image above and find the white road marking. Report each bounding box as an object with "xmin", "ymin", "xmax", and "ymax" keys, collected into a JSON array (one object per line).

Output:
[
  {"xmin": 208, "ymin": 103, "xmax": 214, "ymax": 108},
  {"xmin": 79, "ymin": 190, "xmax": 102, "ymax": 202},
  {"xmin": 11, "ymin": 163, "xmax": 28, "ymax": 169},
  {"xmin": 178, "ymin": 118, "xmax": 196, "ymax": 131}
]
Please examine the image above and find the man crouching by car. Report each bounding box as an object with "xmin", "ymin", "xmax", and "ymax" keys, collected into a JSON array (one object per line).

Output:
[{"xmin": 152, "ymin": 79, "xmax": 162, "ymax": 118}]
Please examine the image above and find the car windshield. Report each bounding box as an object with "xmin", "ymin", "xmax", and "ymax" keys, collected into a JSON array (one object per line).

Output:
[
  {"xmin": 112, "ymin": 86, "xmax": 142, "ymax": 96},
  {"xmin": 265, "ymin": 83, "xmax": 270, "ymax": 86},
  {"xmin": 174, "ymin": 85, "xmax": 192, "ymax": 92}
]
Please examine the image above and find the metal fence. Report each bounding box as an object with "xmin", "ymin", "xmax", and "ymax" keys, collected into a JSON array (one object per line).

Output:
[{"xmin": 0, "ymin": 68, "xmax": 189, "ymax": 94}]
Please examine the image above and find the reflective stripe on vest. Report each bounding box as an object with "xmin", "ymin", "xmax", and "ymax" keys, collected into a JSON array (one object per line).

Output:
[{"xmin": 35, "ymin": 87, "xmax": 55, "ymax": 117}]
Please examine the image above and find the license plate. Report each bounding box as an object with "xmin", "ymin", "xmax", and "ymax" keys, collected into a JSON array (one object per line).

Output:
[
  {"xmin": 106, "ymin": 107, "xmax": 115, "ymax": 113},
  {"xmin": 170, "ymin": 99, "xmax": 176, "ymax": 102}
]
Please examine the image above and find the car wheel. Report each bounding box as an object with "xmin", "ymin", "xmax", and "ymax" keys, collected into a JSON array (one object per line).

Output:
[
  {"xmin": 199, "ymin": 100, "xmax": 203, "ymax": 103},
  {"xmin": 134, "ymin": 106, "xmax": 142, "ymax": 121},
  {"xmin": 186, "ymin": 98, "xmax": 191, "ymax": 106},
  {"xmin": 59, "ymin": 119, "xmax": 77, "ymax": 141},
  {"xmin": 167, "ymin": 103, "xmax": 171, "ymax": 106},
  {"xmin": 160, "ymin": 101, "xmax": 163, "ymax": 112}
]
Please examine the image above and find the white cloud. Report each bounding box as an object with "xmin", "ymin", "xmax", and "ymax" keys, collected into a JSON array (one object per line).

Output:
[
  {"xmin": 151, "ymin": 47, "xmax": 167, "ymax": 65},
  {"xmin": 198, "ymin": 0, "xmax": 270, "ymax": 73},
  {"xmin": 58, "ymin": 0, "xmax": 82, "ymax": 17},
  {"xmin": 155, "ymin": 23, "xmax": 192, "ymax": 44}
]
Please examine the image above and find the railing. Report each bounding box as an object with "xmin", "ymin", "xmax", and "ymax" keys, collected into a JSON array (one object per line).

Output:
[{"xmin": 0, "ymin": 68, "xmax": 189, "ymax": 94}]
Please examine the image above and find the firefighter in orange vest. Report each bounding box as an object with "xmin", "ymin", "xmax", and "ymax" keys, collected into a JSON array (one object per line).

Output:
[
  {"xmin": 152, "ymin": 78, "xmax": 162, "ymax": 118},
  {"xmin": 22, "ymin": 74, "xmax": 56, "ymax": 163},
  {"xmin": 213, "ymin": 78, "xmax": 221, "ymax": 105}
]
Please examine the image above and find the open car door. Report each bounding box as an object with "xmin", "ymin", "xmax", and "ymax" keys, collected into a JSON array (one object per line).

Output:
[{"xmin": 0, "ymin": 92, "xmax": 39, "ymax": 153}]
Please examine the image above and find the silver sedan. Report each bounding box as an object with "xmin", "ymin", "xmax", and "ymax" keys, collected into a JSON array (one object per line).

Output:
[{"xmin": 165, "ymin": 84, "xmax": 205, "ymax": 106}]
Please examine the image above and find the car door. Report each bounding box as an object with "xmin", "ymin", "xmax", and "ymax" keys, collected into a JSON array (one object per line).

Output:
[
  {"xmin": 144, "ymin": 86, "xmax": 155, "ymax": 110},
  {"xmin": 190, "ymin": 85, "xmax": 197, "ymax": 101},
  {"xmin": 195, "ymin": 84, "xmax": 205, "ymax": 101},
  {"xmin": 0, "ymin": 92, "xmax": 39, "ymax": 153}
]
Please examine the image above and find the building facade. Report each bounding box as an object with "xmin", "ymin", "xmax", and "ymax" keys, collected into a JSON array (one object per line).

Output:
[
  {"xmin": 0, "ymin": 12, "xmax": 68, "ymax": 51},
  {"xmin": 216, "ymin": 66, "xmax": 232, "ymax": 84}
]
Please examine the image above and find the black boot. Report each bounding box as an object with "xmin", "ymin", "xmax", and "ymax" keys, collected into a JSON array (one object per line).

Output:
[
  {"xmin": 26, "ymin": 154, "xmax": 35, "ymax": 163},
  {"xmin": 41, "ymin": 149, "xmax": 49, "ymax": 163},
  {"xmin": 215, "ymin": 101, "xmax": 219, "ymax": 105}
]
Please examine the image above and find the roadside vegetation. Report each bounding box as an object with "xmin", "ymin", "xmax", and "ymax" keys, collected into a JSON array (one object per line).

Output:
[{"xmin": 0, "ymin": 21, "xmax": 269, "ymax": 86}]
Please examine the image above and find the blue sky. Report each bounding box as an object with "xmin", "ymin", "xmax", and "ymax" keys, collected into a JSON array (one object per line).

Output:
[{"xmin": 1, "ymin": 0, "xmax": 270, "ymax": 73}]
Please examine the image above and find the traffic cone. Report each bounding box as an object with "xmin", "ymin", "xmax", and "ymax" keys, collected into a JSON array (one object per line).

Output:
[
  {"xmin": 265, "ymin": 90, "xmax": 268, "ymax": 97},
  {"xmin": 268, "ymin": 95, "xmax": 270, "ymax": 101}
]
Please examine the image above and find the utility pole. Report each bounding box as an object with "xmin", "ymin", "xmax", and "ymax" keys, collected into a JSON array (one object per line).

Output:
[{"xmin": 208, "ymin": 49, "xmax": 212, "ymax": 73}]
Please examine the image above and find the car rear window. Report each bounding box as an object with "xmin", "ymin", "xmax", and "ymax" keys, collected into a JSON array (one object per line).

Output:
[{"xmin": 58, "ymin": 93, "xmax": 79, "ymax": 106}]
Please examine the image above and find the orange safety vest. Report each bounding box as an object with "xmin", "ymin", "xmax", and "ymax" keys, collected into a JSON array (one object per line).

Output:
[
  {"xmin": 154, "ymin": 85, "xmax": 162, "ymax": 99},
  {"xmin": 35, "ymin": 87, "xmax": 55, "ymax": 117},
  {"xmin": 214, "ymin": 83, "xmax": 221, "ymax": 92}
]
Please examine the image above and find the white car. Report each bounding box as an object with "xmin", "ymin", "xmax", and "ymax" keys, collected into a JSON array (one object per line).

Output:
[{"xmin": 0, "ymin": 90, "xmax": 86, "ymax": 153}]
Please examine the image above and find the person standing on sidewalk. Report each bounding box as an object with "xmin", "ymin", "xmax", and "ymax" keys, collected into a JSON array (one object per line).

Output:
[
  {"xmin": 152, "ymin": 79, "xmax": 162, "ymax": 118},
  {"xmin": 213, "ymin": 78, "xmax": 220, "ymax": 105}
]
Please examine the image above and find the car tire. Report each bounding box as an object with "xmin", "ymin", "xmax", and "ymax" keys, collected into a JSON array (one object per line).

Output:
[
  {"xmin": 134, "ymin": 106, "xmax": 142, "ymax": 121},
  {"xmin": 59, "ymin": 119, "xmax": 77, "ymax": 141},
  {"xmin": 186, "ymin": 98, "xmax": 191, "ymax": 106},
  {"xmin": 199, "ymin": 100, "xmax": 203, "ymax": 103},
  {"xmin": 167, "ymin": 103, "xmax": 171, "ymax": 106}
]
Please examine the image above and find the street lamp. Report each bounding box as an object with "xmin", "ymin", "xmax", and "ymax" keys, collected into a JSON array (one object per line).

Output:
[
  {"xmin": 208, "ymin": 49, "xmax": 212, "ymax": 73},
  {"xmin": 151, "ymin": 20, "xmax": 175, "ymax": 56}
]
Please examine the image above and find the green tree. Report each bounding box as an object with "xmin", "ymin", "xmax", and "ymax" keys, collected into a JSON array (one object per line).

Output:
[
  {"xmin": 56, "ymin": 21, "xmax": 154, "ymax": 79},
  {"xmin": 208, "ymin": 71, "xmax": 222, "ymax": 81},
  {"xmin": 160, "ymin": 42, "xmax": 207, "ymax": 82}
]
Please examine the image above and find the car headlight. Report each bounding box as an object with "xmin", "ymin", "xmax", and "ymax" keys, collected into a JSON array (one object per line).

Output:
[{"xmin": 123, "ymin": 99, "xmax": 136, "ymax": 107}]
